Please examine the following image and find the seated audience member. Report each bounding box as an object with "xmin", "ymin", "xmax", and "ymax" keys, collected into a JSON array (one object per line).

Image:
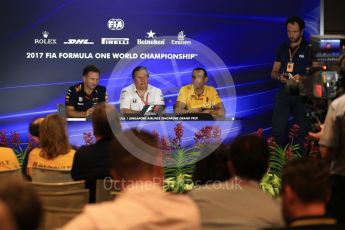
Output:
[
  {"xmin": 192, "ymin": 143, "xmax": 231, "ymax": 185},
  {"xmin": 265, "ymin": 158, "xmax": 344, "ymax": 229},
  {"xmin": 26, "ymin": 114, "xmax": 76, "ymax": 177},
  {"xmin": 174, "ymin": 67, "xmax": 225, "ymax": 117},
  {"xmin": 62, "ymin": 129, "xmax": 201, "ymax": 229},
  {"xmin": 28, "ymin": 117, "xmax": 44, "ymax": 143},
  {"xmin": 120, "ymin": 66, "xmax": 165, "ymax": 114},
  {"xmin": 189, "ymin": 134, "xmax": 283, "ymax": 230},
  {"xmin": 21, "ymin": 117, "xmax": 44, "ymax": 179},
  {"xmin": 71, "ymin": 102, "xmax": 121, "ymax": 203},
  {"xmin": 0, "ymin": 147, "xmax": 20, "ymax": 171},
  {"xmin": 0, "ymin": 176, "xmax": 42, "ymax": 230},
  {"xmin": 65, "ymin": 64, "xmax": 107, "ymax": 118}
]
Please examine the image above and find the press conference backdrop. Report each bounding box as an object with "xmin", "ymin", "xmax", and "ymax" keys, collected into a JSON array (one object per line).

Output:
[{"xmin": 0, "ymin": 0, "xmax": 320, "ymax": 146}]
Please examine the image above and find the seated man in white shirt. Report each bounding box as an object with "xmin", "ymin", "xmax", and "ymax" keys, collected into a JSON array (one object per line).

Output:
[
  {"xmin": 189, "ymin": 134, "xmax": 284, "ymax": 230},
  {"xmin": 120, "ymin": 66, "xmax": 164, "ymax": 114},
  {"xmin": 62, "ymin": 129, "xmax": 201, "ymax": 230}
]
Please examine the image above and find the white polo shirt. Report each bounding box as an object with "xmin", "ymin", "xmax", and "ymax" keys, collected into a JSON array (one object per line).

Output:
[{"xmin": 120, "ymin": 83, "xmax": 164, "ymax": 112}]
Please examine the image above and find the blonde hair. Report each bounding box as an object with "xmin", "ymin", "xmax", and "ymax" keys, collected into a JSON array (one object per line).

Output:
[{"xmin": 39, "ymin": 114, "xmax": 70, "ymax": 159}]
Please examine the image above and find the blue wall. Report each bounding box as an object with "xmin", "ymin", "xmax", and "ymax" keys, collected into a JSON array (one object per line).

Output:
[{"xmin": 0, "ymin": 0, "xmax": 320, "ymax": 146}]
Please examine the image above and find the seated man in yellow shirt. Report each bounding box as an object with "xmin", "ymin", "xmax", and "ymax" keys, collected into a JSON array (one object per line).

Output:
[{"xmin": 174, "ymin": 67, "xmax": 225, "ymax": 117}]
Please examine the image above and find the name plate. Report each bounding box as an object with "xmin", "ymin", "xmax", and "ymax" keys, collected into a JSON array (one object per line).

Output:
[{"xmin": 120, "ymin": 113, "xmax": 214, "ymax": 121}]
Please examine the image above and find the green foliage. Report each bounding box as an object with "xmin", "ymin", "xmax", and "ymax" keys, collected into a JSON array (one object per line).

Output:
[
  {"xmin": 12, "ymin": 144, "xmax": 30, "ymax": 167},
  {"xmin": 260, "ymin": 142, "xmax": 302, "ymax": 198},
  {"xmin": 163, "ymin": 147, "xmax": 200, "ymax": 193},
  {"xmin": 268, "ymin": 143, "xmax": 301, "ymax": 177},
  {"xmin": 260, "ymin": 173, "xmax": 281, "ymax": 197},
  {"xmin": 158, "ymin": 124, "xmax": 221, "ymax": 193},
  {"xmin": 164, "ymin": 175, "xmax": 194, "ymax": 193}
]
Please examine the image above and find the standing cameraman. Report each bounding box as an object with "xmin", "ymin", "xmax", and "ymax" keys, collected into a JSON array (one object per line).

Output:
[{"xmin": 271, "ymin": 16, "xmax": 312, "ymax": 151}]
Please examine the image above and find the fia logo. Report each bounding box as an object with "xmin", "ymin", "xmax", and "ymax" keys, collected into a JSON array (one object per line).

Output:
[{"xmin": 108, "ymin": 18, "xmax": 125, "ymax": 30}]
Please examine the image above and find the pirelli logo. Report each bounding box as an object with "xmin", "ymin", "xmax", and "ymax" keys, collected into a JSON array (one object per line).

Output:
[{"xmin": 101, "ymin": 38, "xmax": 129, "ymax": 45}]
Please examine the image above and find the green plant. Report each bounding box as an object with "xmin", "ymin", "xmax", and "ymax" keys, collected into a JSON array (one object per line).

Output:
[
  {"xmin": 163, "ymin": 147, "xmax": 199, "ymax": 193},
  {"xmin": 268, "ymin": 142, "xmax": 301, "ymax": 177},
  {"xmin": 260, "ymin": 143, "xmax": 301, "ymax": 197},
  {"xmin": 260, "ymin": 173, "xmax": 281, "ymax": 197},
  {"xmin": 153, "ymin": 123, "xmax": 221, "ymax": 193},
  {"xmin": 258, "ymin": 125, "xmax": 302, "ymax": 197}
]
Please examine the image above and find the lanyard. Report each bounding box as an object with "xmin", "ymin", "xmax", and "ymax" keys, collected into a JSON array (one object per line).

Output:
[
  {"xmin": 137, "ymin": 91, "xmax": 149, "ymax": 105},
  {"xmin": 289, "ymin": 45, "xmax": 300, "ymax": 62}
]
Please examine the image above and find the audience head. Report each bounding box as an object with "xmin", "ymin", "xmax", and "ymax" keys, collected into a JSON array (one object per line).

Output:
[
  {"xmin": 0, "ymin": 176, "xmax": 42, "ymax": 230},
  {"xmin": 281, "ymin": 158, "xmax": 331, "ymax": 223},
  {"xmin": 39, "ymin": 114, "xmax": 70, "ymax": 159},
  {"xmin": 92, "ymin": 102, "xmax": 121, "ymax": 139},
  {"xmin": 228, "ymin": 134, "xmax": 269, "ymax": 181},
  {"xmin": 28, "ymin": 117, "xmax": 44, "ymax": 142},
  {"xmin": 110, "ymin": 129, "xmax": 161, "ymax": 183},
  {"xmin": 193, "ymin": 143, "xmax": 231, "ymax": 185}
]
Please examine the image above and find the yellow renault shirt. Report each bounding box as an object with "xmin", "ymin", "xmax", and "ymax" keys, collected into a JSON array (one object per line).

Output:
[
  {"xmin": 176, "ymin": 84, "xmax": 222, "ymax": 110},
  {"xmin": 27, "ymin": 148, "xmax": 76, "ymax": 176},
  {"xmin": 0, "ymin": 147, "xmax": 20, "ymax": 170}
]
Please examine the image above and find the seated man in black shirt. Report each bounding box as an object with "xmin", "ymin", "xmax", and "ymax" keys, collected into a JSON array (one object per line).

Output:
[
  {"xmin": 65, "ymin": 64, "xmax": 107, "ymax": 118},
  {"xmin": 71, "ymin": 102, "xmax": 121, "ymax": 203}
]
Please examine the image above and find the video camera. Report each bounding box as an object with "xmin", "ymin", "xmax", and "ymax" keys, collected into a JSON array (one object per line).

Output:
[
  {"xmin": 301, "ymin": 35, "xmax": 345, "ymax": 99},
  {"xmin": 297, "ymin": 35, "xmax": 345, "ymax": 128}
]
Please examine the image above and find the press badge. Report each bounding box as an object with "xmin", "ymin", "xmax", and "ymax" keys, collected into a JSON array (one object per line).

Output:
[{"xmin": 286, "ymin": 62, "xmax": 294, "ymax": 73}]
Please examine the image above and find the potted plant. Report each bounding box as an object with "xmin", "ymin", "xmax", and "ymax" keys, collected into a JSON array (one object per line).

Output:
[{"xmin": 153, "ymin": 123, "xmax": 222, "ymax": 193}]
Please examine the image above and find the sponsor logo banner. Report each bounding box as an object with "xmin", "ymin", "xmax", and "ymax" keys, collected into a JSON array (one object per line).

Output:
[{"xmin": 101, "ymin": 38, "xmax": 129, "ymax": 45}]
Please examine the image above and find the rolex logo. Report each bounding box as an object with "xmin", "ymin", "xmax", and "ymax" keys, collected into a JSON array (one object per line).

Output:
[
  {"xmin": 34, "ymin": 31, "xmax": 56, "ymax": 44},
  {"xmin": 42, "ymin": 31, "xmax": 49, "ymax": 38}
]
